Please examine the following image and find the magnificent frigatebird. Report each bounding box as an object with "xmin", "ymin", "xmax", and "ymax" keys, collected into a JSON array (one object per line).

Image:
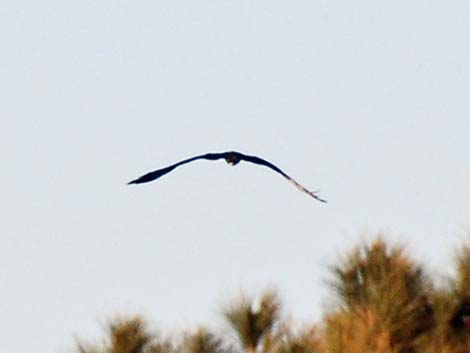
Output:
[{"xmin": 128, "ymin": 151, "xmax": 326, "ymax": 202}]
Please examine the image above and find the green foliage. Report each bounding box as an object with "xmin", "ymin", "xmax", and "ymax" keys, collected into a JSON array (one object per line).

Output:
[{"xmin": 74, "ymin": 236, "xmax": 470, "ymax": 353}]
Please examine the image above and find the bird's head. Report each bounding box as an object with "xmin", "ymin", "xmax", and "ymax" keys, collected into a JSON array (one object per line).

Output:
[{"xmin": 225, "ymin": 152, "xmax": 241, "ymax": 166}]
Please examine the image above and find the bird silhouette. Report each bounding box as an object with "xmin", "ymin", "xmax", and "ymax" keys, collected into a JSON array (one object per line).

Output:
[{"xmin": 128, "ymin": 151, "xmax": 326, "ymax": 202}]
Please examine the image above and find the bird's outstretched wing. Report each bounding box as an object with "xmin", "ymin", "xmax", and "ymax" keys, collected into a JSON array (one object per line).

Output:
[
  {"xmin": 128, "ymin": 153, "xmax": 223, "ymax": 185},
  {"xmin": 238, "ymin": 153, "xmax": 327, "ymax": 203}
]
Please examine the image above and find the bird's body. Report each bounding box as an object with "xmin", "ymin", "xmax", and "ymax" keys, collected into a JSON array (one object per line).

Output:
[{"xmin": 128, "ymin": 151, "xmax": 326, "ymax": 202}]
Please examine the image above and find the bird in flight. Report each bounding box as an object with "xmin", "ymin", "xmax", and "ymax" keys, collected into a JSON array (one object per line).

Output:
[{"xmin": 128, "ymin": 151, "xmax": 326, "ymax": 202}]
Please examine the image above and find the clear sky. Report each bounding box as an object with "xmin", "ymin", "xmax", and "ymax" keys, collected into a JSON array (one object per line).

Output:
[{"xmin": 2, "ymin": 1, "xmax": 469, "ymax": 352}]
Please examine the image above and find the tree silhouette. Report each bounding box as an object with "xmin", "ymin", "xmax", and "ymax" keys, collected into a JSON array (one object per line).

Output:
[
  {"xmin": 270, "ymin": 326, "xmax": 321, "ymax": 353},
  {"xmin": 181, "ymin": 328, "xmax": 229, "ymax": 353},
  {"xmin": 328, "ymin": 239, "xmax": 434, "ymax": 353},
  {"xmin": 224, "ymin": 291, "xmax": 281, "ymax": 353},
  {"xmin": 73, "ymin": 235, "xmax": 470, "ymax": 353},
  {"xmin": 77, "ymin": 316, "xmax": 174, "ymax": 353}
]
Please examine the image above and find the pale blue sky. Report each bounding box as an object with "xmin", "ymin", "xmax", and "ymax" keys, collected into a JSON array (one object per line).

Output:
[{"xmin": 1, "ymin": 1, "xmax": 470, "ymax": 352}]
